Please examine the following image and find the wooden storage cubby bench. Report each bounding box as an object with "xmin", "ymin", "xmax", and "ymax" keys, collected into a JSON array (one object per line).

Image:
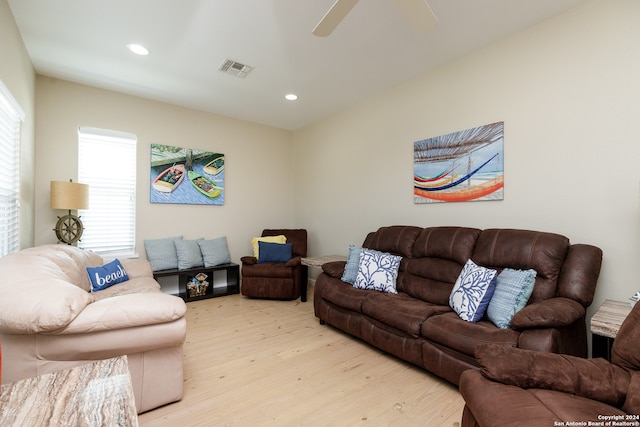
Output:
[{"xmin": 153, "ymin": 263, "xmax": 239, "ymax": 302}]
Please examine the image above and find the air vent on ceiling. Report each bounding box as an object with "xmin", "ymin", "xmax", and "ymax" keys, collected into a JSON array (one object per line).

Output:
[{"xmin": 219, "ymin": 59, "xmax": 253, "ymax": 78}]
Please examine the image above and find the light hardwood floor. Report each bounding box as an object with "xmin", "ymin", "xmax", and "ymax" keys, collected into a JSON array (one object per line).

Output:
[{"xmin": 138, "ymin": 288, "xmax": 465, "ymax": 427}]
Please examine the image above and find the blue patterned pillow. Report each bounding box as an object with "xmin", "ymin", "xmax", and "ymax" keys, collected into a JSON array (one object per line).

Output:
[
  {"xmin": 487, "ymin": 268, "xmax": 537, "ymax": 329},
  {"xmin": 353, "ymin": 249, "xmax": 401, "ymax": 294},
  {"xmin": 341, "ymin": 245, "xmax": 362, "ymax": 284},
  {"xmin": 449, "ymin": 259, "xmax": 497, "ymax": 322}
]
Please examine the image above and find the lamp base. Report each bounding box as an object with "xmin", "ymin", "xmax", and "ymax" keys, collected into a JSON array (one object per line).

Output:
[{"xmin": 54, "ymin": 212, "xmax": 84, "ymax": 245}]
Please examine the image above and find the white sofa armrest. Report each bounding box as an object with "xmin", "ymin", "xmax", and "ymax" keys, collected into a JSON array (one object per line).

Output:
[{"xmin": 59, "ymin": 292, "xmax": 187, "ymax": 334}]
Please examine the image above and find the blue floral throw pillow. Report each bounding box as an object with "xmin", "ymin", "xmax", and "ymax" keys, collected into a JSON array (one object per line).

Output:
[
  {"xmin": 449, "ymin": 259, "xmax": 497, "ymax": 322},
  {"xmin": 353, "ymin": 249, "xmax": 401, "ymax": 294}
]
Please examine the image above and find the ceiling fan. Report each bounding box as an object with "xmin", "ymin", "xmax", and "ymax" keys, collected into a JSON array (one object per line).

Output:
[{"xmin": 312, "ymin": 0, "xmax": 438, "ymax": 37}]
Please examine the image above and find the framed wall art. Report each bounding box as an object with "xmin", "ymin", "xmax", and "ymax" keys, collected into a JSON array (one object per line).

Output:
[
  {"xmin": 150, "ymin": 144, "xmax": 225, "ymax": 205},
  {"xmin": 414, "ymin": 121, "xmax": 504, "ymax": 204}
]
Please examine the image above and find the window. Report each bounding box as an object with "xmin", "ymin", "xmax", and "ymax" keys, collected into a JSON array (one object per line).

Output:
[
  {"xmin": 0, "ymin": 80, "xmax": 24, "ymax": 257},
  {"xmin": 78, "ymin": 126, "xmax": 137, "ymax": 257}
]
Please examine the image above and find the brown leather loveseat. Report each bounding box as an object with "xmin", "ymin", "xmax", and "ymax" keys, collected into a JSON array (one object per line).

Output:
[
  {"xmin": 314, "ymin": 226, "xmax": 602, "ymax": 385},
  {"xmin": 459, "ymin": 300, "xmax": 640, "ymax": 426}
]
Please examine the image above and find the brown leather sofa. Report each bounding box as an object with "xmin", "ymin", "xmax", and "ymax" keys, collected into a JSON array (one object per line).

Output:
[
  {"xmin": 241, "ymin": 229, "xmax": 308, "ymax": 301},
  {"xmin": 314, "ymin": 226, "xmax": 602, "ymax": 385},
  {"xmin": 459, "ymin": 301, "xmax": 640, "ymax": 426}
]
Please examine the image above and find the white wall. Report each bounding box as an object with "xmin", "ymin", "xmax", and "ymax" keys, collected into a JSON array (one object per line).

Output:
[
  {"xmin": 292, "ymin": 0, "xmax": 640, "ymax": 313},
  {"xmin": 34, "ymin": 77, "xmax": 294, "ymax": 262},
  {"xmin": 0, "ymin": 0, "xmax": 36, "ymax": 249}
]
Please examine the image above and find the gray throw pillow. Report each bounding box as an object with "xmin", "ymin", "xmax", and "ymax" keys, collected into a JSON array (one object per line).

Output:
[
  {"xmin": 198, "ymin": 236, "xmax": 231, "ymax": 267},
  {"xmin": 144, "ymin": 236, "xmax": 183, "ymax": 271},
  {"xmin": 174, "ymin": 239, "xmax": 204, "ymax": 270}
]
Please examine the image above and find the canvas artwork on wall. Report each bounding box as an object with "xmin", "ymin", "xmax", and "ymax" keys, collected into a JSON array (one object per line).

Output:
[
  {"xmin": 150, "ymin": 144, "xmax": 224, "ymax": 205},
  {"xmin": 414, "ymin": 121, "xmax": 504, "ymax": 204}
]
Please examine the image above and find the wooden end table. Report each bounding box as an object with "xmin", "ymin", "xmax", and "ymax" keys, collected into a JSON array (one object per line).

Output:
[{"xmin": 590, "ymin": 299, "xmax": 632, "ymax": 361}]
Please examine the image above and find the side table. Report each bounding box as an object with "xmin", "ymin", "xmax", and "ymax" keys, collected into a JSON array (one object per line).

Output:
[
  {"xmin": 301, "ymin": 255, "xmax": 347, "ymax": 302},
  {"xmin": 590, "ymin": 299, "xmax": 632, "ymax": 361},
  {"xmin": 0, "ymin": 355, "xmax": 138, "ymax": 426},
  {"xmin": 301, "ymin": 255, "xmax": 347, "ymax": 269}
]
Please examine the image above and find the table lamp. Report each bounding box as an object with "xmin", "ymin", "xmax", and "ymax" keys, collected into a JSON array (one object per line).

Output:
[{"xmin": 50, "ymin": 179, "xmax": 89, "ymax": 245}]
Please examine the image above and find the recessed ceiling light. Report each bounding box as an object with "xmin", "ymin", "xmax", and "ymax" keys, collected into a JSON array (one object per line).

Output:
[
  {"xmin": 127, "ymin": 43, "xmax": 149, "ymax": 56},
  {"xmin": 285, "ymin": 94, "xmax": 298, "ymax": 101}
]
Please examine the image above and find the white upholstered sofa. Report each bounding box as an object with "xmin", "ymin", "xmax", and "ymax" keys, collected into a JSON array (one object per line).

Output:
[{"xmin": 0, "ymin": 244, "xmax": 187, "ymax": 414}]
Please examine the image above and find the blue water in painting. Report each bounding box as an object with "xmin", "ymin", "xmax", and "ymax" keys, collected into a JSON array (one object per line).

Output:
[{"xmin": 150, "ymin": 156, "xmax": 225, "ymax": 205}]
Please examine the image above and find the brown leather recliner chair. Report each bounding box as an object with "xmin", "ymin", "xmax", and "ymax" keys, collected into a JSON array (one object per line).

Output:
[
  {"xmin": 459, "ymin": 301, "xmax": 640, "ymax": 426},
  {"xmin": 240, "ymin": 229, "xmax": 308, "ymax": 302}
]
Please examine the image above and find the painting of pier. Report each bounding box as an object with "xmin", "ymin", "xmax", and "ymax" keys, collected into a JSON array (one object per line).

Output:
[{"xmin": 413, "ymin": 122, "xmax": 504, "ymax": 204}]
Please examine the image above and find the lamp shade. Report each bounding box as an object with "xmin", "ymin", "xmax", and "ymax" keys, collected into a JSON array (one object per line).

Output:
[{"xmin": 50, "ymin": 180, "xmax": 89, "ymax": 210}]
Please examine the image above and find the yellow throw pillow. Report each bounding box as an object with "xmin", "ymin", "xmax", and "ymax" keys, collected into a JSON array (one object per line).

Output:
[{"xmin": 251, "ymin": 235, "xmax": 287, "ymax": 258}]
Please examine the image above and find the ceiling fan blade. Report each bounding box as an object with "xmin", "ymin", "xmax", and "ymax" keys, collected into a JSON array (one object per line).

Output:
[
  {"xmin": 394, "ymin": 0, "xmax": 438, "ymax": 34},
  {"xmin": 312, "ymin": 0, "xmax": 360, "ymax": 37}
]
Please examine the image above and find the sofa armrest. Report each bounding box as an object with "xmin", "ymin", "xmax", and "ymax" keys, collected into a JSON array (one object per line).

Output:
[
  {"xmin": 59, "ymin": 292, "xmax": 187, "ymax": 334},
  {"xmin": 285, "ymin": 256, "xmax": 302, "ymax": 268},
  {"xmin": 475, "ymin": 344, "xmax": 630, "ymax": 407},
  {"xmin": 120, "ymin": 258, "xmax": 153, "ymax": 279},
  {"xmin": 510, "ymin": 297, "xmax": 584, "ymax": 329},
  {"xmin": 240, "ymin": 256, "xmax": 257, "ymax": 265},
  {"xmin": 321, "ymin": 261, "xmax": 346, "ymax": 279}
]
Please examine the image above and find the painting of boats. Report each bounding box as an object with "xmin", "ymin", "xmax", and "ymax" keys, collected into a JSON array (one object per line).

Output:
[
  {"xmin": 188, "ymin": 170, "xmax": 221, "ymax": 198},
  {"xmin": 152, "ymin": 163, "xmax": 185, "ymax": 193},
  {"xmin": 203, "ymin": 155, "xmax": 224, "ymax": 176},
  {"xmin": 150, "ymin": 144, "xmax": 225, "ymax": 205},
  {"xmin": 413, "ymin": 122, "xmax": 504, "ymax": 204}
]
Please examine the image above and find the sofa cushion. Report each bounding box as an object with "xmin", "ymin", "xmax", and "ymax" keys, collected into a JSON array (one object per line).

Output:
[
  {"xmin": 319, "ymin": 279, "xmax": 370, "ymax": 313},
  {"xmin": 449, "ymin": 259, "xmax": 497, "ymax": 322},
  {"xmin": 240, "ymin": 262, "xmax": 294, "ymax": 279},
  {"xmin": 86, "ymin": 259, "xmax": 130, "ymax": 292},
  {"xmin": 144, "ymin": 236, "xmax": 183, "ymax": 271},
  {"xmin": 340, "ymin": 245, "xmax": 361, "ymax": 284},
  {"xmin": 353, "ymin": 249, "xmax": 401, "ymax": 294},
  {"xmin": 412, "ymin": 227, "xmax": 480, "ymax": 265},
  {"xmin": 0, "ymin": 254, "xmax": 93, "ymax": 333},
  {"xmin": 21, "ymin": 244, "xmax": 103, "ymax": 292},
  {"xmin": 361, "ymin": 226, "xmax": 422, "ymax": 258},
  {"xmin": 471, "ymin": 229, "xmax": 569, "ymax": 303},
  {"xmin": 92, "ymin": 276, "xmax": 161, "ymax": 301},
  {"xmin": 361, "ymin": 292, "xmax": 450, "ymax": 337},
  {"xmin": 198, "ymin": 236, "xmax": 231, "ymax": 267},
  {"xmin": 486, "ymin": 268, "xmax": 536, "ymax": 329},
  {"xmin": 403, "ymin": 258, "xmax": 465, "ymax": 305},
  {"xmin": 421, "ymin": 312, "xmax": 519, "ymax": 357}
]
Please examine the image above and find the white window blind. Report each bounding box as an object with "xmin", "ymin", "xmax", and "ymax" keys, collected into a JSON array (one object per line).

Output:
[
  {"xmin": 78, "ymin": 126, "xmax": 137, "ymax": 257},
  {"xmin": 0, "ymin": 81, "xmax": 25, "ymax": 257}
]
